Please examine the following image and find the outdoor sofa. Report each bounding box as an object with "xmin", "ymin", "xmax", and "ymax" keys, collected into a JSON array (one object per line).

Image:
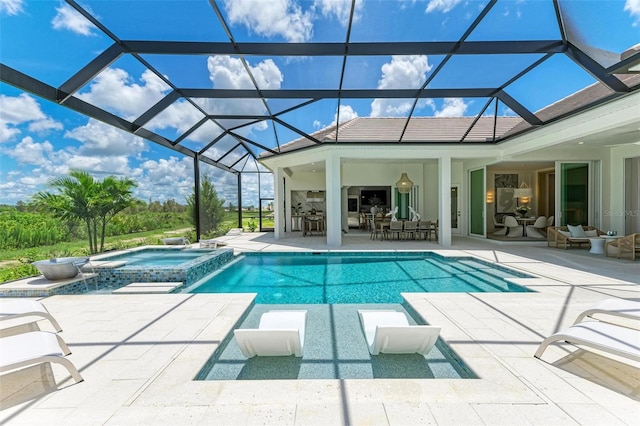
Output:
[{"xmin": 547, "ymin": 225, "xmax": 604, "ymax": 249}]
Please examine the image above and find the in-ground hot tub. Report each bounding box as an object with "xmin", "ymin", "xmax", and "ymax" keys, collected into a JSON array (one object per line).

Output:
[
  {"xmin": 92, "ymin": 247, "xmax": 234, "ymax": 291},
  {"xmin": 32, "ymin": 257, "xmax": 89, "ymax": 280}
]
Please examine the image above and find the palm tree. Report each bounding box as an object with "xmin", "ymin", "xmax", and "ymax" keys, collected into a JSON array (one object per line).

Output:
[
  {"xmin": 95, "ymin": 176, "xmax": 137, "ymax": 252},
  {"xmin": 33, "ymin": 170, "xmax": 137, "ymax": 254}
]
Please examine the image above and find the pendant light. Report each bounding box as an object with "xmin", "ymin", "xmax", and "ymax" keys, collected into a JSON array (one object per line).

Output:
[{"xmin": 396, "ymin": 172, "xmax": 413, "ymax": 194}]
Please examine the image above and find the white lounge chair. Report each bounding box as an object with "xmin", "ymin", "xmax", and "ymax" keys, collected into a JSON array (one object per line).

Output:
[
  {"xmin": 0, "ymin": 331, "xmax": 83, "ymax": 383},
  {"xmin": 534, "ymin": 321, "xmax": 640, "ymax": 363},
  {"xmin": 234, "ymin": 310, "xmax": 307, "ymax": 358},
  {"xmin": 357, "ymin": 310, "xmax": 441, "ymax": 355},
  {"xmin": 0, "ymin": 299, "xmax": 62, "ymax": 332},
  {"xmin": 573, "ymin": 298, "xmax": 640, "ymax": 324}
]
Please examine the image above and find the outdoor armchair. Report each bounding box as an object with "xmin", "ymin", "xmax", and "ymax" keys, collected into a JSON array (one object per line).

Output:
[{"xmin": 606, "ymin": 233, "xmax": 640, "ymax": 261}]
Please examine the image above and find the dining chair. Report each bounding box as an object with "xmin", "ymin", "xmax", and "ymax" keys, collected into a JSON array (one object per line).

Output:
[
  {"xmin": 359, "ymin": 212, "xmax": 367, "ymax": 230},
  {"xmin": 492, "ymin": 215, "xmax": 507, "ymax": 235},
  {"xmin": 430, "ymin": 219, "xmax": 439, "ymax": 241},
  {"xmin": 403, "ymin": 220, "xmax": 418, "ymax": 240},
  {"xmin": 526, "ymin": 216, "xmax": 547, "ymax": 238},
  {"xmin": 504, "ymin": 216, "xmax": 522, "ymax": 237},
  {"xmin": 418, "ymin": 220, "xmax": 432, "ymax": 240},
  {"xmin": 388, "ymin": 221, "xmax": 403, "ymax": 240}
]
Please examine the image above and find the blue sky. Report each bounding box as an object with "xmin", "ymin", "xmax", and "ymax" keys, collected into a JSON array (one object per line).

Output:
[{"xmin": 0, "ymin": 0, "xmax": 638, "ymax": 207}]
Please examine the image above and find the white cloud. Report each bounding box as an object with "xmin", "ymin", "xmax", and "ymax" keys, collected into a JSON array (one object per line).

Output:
[
  {"xmin": 0, "ymin": 125, "xmax": 19, "ymax": 142},
  {"xmin": 223, "ymin": 0, "xmax": 313, "ymax": 42},
  {"xmin": 185, "ymin": 121, "xmax": 225, "ymax": 144},
  {"xmin": 77, "ymin": 68, "xmax": 170, "ymax": 120},
  {"xmin": 0, "ymin": 94, "xmax": 62, "ymax": 143},
  {"xmin": 192, "ymin": 56, "xmax": 283, "ymax": 137},
  {"xmin": 0, "ymin": 0, "xmax": 23, "ymax": 15},
  {"xmin": 137, "ymin": 156, "xmax": 194, "ymax": 202},
  {"xmin": 60, "ymin": 152, "xmax": 131, "ymax": 176},
  {"xmin": 51, "ymin": 3, "xmax": 97, "ymax": 36},
  {"xmin": 434, "ymin": 98, "xmax": 469, "ymax": 117},
  {"xmin": 333, "ymin": 104, "xmax": 358, "ymax": 125},
  {"xmin": 6, "ymin": 136, "xmax": 53, "ymax": 166},
  {"xmin": 371, "ymin": 55, "xmax": 433, "ymax": 117},
  {"xmin": 65, "ymin": 119, "xmax": 148, "ymax": 156},
  {"xmin": 2, "ymin": 132, "xmax": 136, "ymax": 184},
  {"xmin": 378, "ymin": 55, "xmax": 432, "ymax": 89},
  {"xmin": 208, "ymin": 56, "xmax": 282, "ymax": 90},
  {"xmin": 625, "ymin": 0, "xmax": 640, "ymax": 25},
  {"xmin": 314, "ymin": 0, "xmax": 363, "ymax": 27},
  {"xmin": 0, "ymin": 94, "xmax": 46, "ymax": 124},
  {"xmin": 145, "ymin": 100, "xmax": 206, "ymax": 136},
  {"xmin": 425, "ymin": 0, "xmax": 462, "ymax": 14},
  {"xmin": 28, "ymin": 118, "xmax": 63, "ymax": 133}
]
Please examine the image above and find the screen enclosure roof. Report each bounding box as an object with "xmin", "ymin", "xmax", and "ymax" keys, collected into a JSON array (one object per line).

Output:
[{"xmin": 1, "ymin": 0, "xmax": 639, "ymax": 174}]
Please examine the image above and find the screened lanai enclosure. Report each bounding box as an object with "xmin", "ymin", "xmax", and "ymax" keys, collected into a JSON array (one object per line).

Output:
[{"xmin": 1, "ymin": 0, "xmax": 638, "ymax": 240}]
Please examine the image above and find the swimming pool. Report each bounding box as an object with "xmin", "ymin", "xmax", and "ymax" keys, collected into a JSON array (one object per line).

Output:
[{"xmin": 190, "ymin": 252, "xmax": 532, "ymax": 303}]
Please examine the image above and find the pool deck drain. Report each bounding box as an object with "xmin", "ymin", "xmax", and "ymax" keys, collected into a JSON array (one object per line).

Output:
[{"xmin": 111, "ymin": 281, "xmax": 182, "ymax": 294}]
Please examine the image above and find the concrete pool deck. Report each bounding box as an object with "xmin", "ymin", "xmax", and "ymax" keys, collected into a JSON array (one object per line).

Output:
[{"xmin": 1, "ymin": 233, "xmax": 639, "ymax": 425}]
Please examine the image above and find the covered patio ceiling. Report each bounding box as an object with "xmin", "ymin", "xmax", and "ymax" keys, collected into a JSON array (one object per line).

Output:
[{"xmin": 1, "ymin": 0, "xmax": 639, "ymax": 176}]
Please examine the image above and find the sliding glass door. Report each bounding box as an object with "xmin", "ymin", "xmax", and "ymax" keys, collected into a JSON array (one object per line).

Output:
[
  {"xmin": 555, "ymin": 162, "xmax": 597, "ymax": 226},
  {"xmin": 469, "ymin": 168, "xmax": 485, "ymax": 236}
]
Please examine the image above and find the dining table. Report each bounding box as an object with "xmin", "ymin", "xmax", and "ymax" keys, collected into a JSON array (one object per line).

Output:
[{"xmin": 515, "ymin": 217, "xmax": 537, "ymax": 236}]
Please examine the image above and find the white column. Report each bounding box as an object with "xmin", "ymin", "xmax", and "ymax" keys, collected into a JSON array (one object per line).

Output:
[
  {"xmin": 325, "ymin": 153, "xmax": 342, "ymax": 246},
  {"xmin": 438, "ymin": 156, "xmax": 452, "ymax": 246},
  {"xmin": 273, "ymin": 167, "xmax": 284, "ymax": 240}
]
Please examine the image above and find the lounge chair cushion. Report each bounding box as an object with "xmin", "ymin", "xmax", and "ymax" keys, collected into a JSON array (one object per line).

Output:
[
  {"xmin": 573, "ymin": 298, "xmax": 640, "ymax": 324},
  {"xmin": 234, "ymin": 310, "xmax": 306, "ymax": 358},
  {"xmin": 357, "ymin": 310, "xmax": 441, "ymax": 355},
  {"xmin": 0, "ymin": 331, "xmax": 83, "ymax": 383},
  {"xmin": 534, "ymin": 321, "xmax": 640, "ymax": 363},
  {"xmin": 567, "ymin": 224, "xmax": 587, "ymax": 238},
  {"xmin": 0, "ymin": 299, "xmax": 63, "ymax": 332}
]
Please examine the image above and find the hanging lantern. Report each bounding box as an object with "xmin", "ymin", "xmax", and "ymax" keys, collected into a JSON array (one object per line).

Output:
[{"xmin": 396, "ymin": 172, "xmax": 413, "ymax": 194}]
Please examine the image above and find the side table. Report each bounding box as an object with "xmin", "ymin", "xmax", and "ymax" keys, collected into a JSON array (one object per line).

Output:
[{"xmin": 588, "ymin": 237, "xmax": 606, "ymax": 254}]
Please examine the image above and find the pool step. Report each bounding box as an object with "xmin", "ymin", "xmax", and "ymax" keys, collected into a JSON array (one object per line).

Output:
[{"xmin": 112, "ymin": 282, "xmax": 182, "ymax": 294}]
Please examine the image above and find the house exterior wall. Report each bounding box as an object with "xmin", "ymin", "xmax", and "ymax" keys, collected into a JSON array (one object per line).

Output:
[{"xmin": 260, "ymin": 91, "xmax": 639, "ymax": 246}]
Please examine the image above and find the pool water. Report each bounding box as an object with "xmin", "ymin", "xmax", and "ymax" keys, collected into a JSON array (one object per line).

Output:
[
  {"xmin": 190, "ymin": 252, "xmax": 531, "ymax": 303},
  {"xmin": 198, "ymin": 303, "xmax": 478, "ymax": 381},
  {"xmin": 101, "ymin": 249, "xmax": 207, "ymax": 267}
]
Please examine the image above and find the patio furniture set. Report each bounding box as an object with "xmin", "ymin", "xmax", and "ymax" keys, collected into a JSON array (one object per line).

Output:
[{"xmin": 547, "ymin": 225, "xmax": 639, "ymax": 260}]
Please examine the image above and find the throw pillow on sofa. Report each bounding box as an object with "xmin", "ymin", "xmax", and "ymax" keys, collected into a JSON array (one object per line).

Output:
[
  {"xmin": 567, "ymin": 224, "xmax": 587, "ymax": 238},
  {"xmin": 584, "ymin": 229, "xmax": 599, "ymax": 237}
]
